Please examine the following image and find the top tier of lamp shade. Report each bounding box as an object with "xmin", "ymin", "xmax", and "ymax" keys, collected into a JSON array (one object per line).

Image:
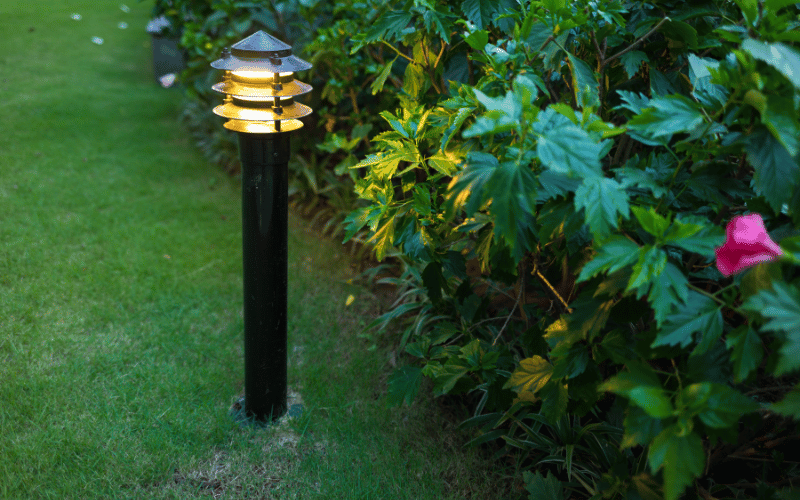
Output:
[{"xmin": 211, "ymin": 31, "xmax": 313, "ymax": 134}]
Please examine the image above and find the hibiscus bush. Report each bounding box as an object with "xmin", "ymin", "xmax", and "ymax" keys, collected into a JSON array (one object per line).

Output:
[{"xmin": 342, "ymin": 0, "xmax": 800, "ymax": 498}]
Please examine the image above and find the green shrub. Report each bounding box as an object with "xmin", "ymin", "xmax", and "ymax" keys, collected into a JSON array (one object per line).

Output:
[
  {"xmin": 157, "ymin": 0, "xmax": 800, "ymax": 498},
  {"xmin": 343, "ymin": 1, "xmax": 800, "ymax": 499}
]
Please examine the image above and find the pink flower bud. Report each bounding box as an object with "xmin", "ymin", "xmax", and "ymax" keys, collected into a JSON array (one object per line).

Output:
[{"xmin": 715, "ymin": 213, "xmax": 783, "ymax": 276}]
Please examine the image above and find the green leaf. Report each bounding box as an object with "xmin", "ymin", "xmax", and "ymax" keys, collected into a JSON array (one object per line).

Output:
[
  {"xmin": 663, "ymin": 218, "xmax": 724, "ymax": 256},
  {"xmin": 432, "ymin": 361, "xmax": 472, "ymax": 395},
  {"xmin": 661, "ymin": 20, "xmax": 698, "ymax": 50},
  {"xmin": 463, "ymin": 29, "xmax": 489, "ymax": 51},
  {"xmin": 745, "ymin": 127, "xmax": 800, "ymax": 213},
  {"xmin": 371, "ymin": 56, "xmax": 397, "ymax": 95},
  {"xmin": 523, "ymin": 470, "xmax": 566, "ymax": 500},
  {"xmin": 681, "ymin": 382, "xmax": 760, "ymax": 428},
  {"xmin": 628, "ymin": 386, "xmax": 674, "ymax": 418},
  {"xmin": 342, "ymin": 205, "xmax": 381, "ymax": 243},
  {"xmin": 445, "ymin": 151, "xmax": 497, "ymax": 217},
  {"xmin": 653, "ymin": 291, "xmax": 723, "ymax": 353},
  {"xmin": 551, "ymin": 344, "xmax": 589, "ymax": 380},
  {"xmin": 742, "ymin": 282, "xmax": 800, "ymax": 376},
  {"xmin": 646, "ymin": 262, "xmax": 689, "ymax": 327},
  {"xmin": 441, "ymin": 106, "xmax": 473, "ymax": 152},
  {"xmin": 631, "ymin": 206, "xmax": 670, "ymax": 239},
  {"xmin": 403, "ymin": 62, "xmax": 427, "ymax": 99},
  {"xmin": 539, "ymin": 380, "xmax": 569, "ymax": 426},
  {"xmin": 626, "ymin": 95, "xmax": 706, "ymax": 139},
  {"xmin": 741, "ymin": 39, "xmax": 800, "ymax": 91},
  {"xmin": 427, "ymin": 152, "xmax": 458, "ymax": 176},
  {"xmin": 577, "ymin": 236, "xmax": 640, "ymax": 282},
  {"xmin": 367, "ymin": 217, "xmax": 395, "ymax": 261},
  {"xmin": 621, "ymin": 405, "xmax": 665, "ymax": 449},
  {"xmin": 421, "ymin": 262, "xmax": 444, "ymax": 302},
  {"xmin": 350, "ymin": 10, "xmax": 414, "ymax": 52},
  {"xmin": 760, "ymin": 95, "xmax": 800, "ymax": 158},
  {"xmin": 732, "ymin": 0, "xmax": 758, "ymax": 26},
  {"xmin": 503, "ymin": 356, "xmax": 553, "ymax": 395},
  {"xmin": 574, "ymin": 176, "xmax": 630, "ymax": 239},
  {"xmin": 386, "ymin": 366, "xmax": 422, "ymax": 407},
  {"xmin": 422, "ymin": 9, "xmax": 453, "ymax": 43},
  {"xmin": 615, "ymin": 166, "xmax": 668, "ymax": 199},
  {"xmin": 566, "ymin": 53, "xmax": 599, "ymax": 109},
  {"xmin": 599, "ymin": 360, "xmax": 662, "ymax": 393},
  {"xmin": 648, "ymin": 427, "xmax": 705, "ymax": 500},
  {"xmin": 487, "ymin": 160, "xmax": 538, "ymax": 260},
  {"xmin": 536, "ymin": 121, "xmax": 604, "ymax": 179},
  {"xmin": 626, "ymin": 245, "xmax": 667, "ymax": 293},
  {"xmin": 769, "ymin": 383, "xmax": 800, "ymax": 420},
  {"xmin": 461, "ymin": 0, "xmax": 496, "ymax": 29},
  {"xmin": 620, "ymin": 50, "xmax": 649, "ymax": 79},
  {"xmin": 725, "ymin": 326, "xmax": 764, "ymax": 383}
]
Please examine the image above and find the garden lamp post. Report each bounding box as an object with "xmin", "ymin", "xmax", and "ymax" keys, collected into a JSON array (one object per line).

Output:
[{"xmin": 210, "ymin": 31, "xmax": 312, "ymax": 423}]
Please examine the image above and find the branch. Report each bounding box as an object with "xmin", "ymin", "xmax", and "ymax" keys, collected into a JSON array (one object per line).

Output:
[{"xmin": 603, "ymin": 17, "xmax": 670, "ymax": 66}]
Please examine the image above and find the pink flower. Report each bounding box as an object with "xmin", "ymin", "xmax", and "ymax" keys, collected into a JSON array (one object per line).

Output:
[{"xmin": 715, "ymin": 213, "xmax": 783, "ymax": 276}]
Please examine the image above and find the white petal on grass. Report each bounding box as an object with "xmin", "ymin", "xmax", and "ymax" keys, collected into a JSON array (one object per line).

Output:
[
  {"xmin": 120, "ymin": 4, "xmax": 130, "ymax": 12},
  {"xmin": 71, "ymin": 13, "xmax": 81, "ymax": 20},
  {"xmin": 91, "ymin": 36, "xmax": 104, "ymax": 45},
  {"xmin": 159, "ymin": 73, "xmax": 177, "ymax": 88},
  {"xmin": 118, "ymin": 22, "xmax": 128, "ymax": 29}
]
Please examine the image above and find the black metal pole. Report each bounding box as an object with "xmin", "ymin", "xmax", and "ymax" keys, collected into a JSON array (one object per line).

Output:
[{"xmin": 237, "ymin": 131, "xmax": 290, "ymax": 422}]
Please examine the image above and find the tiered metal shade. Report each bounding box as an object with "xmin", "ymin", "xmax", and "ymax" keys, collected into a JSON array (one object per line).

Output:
[{"xmin": 211, "ymin": 31, "xmax": 313, "ymax": 134}]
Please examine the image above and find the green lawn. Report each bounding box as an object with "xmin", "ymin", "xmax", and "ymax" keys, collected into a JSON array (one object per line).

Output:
[{"xmin": 0, "ymin": 1, "xmax": 512, "ymax": 499}]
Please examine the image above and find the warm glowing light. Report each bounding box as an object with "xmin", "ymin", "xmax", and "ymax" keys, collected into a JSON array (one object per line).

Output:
[{"xmin": 231, "ymin": 70, "xmax": 293, "ymax": 78}]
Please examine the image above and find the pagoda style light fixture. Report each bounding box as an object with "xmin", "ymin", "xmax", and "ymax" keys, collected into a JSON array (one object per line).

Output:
[{"xmin": 210, "ymin": 31, "xmax": 313, "ymax": 424}]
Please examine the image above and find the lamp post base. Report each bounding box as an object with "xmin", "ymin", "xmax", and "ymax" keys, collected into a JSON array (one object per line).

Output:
[{"xmin": 229, "ymin": 397, "xmax": 304, "ymax": 428}]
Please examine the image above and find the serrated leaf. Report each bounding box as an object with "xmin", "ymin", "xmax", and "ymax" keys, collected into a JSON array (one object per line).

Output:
[
  {"xmin": 745, "ymin": 127, "xmax": 800, "ymax": 213},
  {"xmin": 663, "ymin": 219, "xmax": 724, "ymax": 256},
  {"xmin": 523, "ymin": 470, "xmax": 566, "ymax": 500},
  {"xmin": 550, "ymin": 344, "xmax": 589, "ymax": 380},
  {"xmin": 631, "ymin": 206, "xmax": 670, "ymax": 238},
  {"xmin": 386, "ymin": 366, "xmax": 422, "ymax": 407},
  {"xmin": 662, "ymin": 20, "xmax": 698, "ymax": 50},
  {"xmin": 626, "ymin": 95, "xmax": 706, "ymax": 138},
  {"xmin": 726, "ymin": 325, "xmax": 764, "ymax": 383},
  {"xmin": 403, "ymin": 62, "xmax": 427, "ymax": 99},
  {"xmin": 627, "ymin": 245, "xmax": 667, "ymax": 292},
  {"xmin": 742, "ymin": 282, "xmax": 800, "ymax": 376},
  {"xmin": 371, "ymin": 56, "xmax": 397, "ymax": 95},
  {"xmin": 422, "ymin": 8, "xmax": 453, "ymax": 43},
  {"xmin": 463, "ymin": 29, "xmax": 489, "ymax": 51},
  {"xmin": 652, "ymin": 291, "xmax": 723, "ymax": 353},
  {"xmin": 441, "ymin": 106, "xmax": 473, "ymax": 152},
  {"xmin": 646, "ymin": 262, "xmax": 689, "ymax": 327},
  {"xmin": 503, "ymin": 356, "xmax": 553, "ymax": 395},
  {"xmin": 628, "ymin": 386, "xmax": 674, "ymax": 418},
  {"xmin": 367, "ymin": 217, "xmax": 395, "ymax": 261},
  {"xmin": 620, "ymin": 50, "xmax": 649, "ymax": 79},
  {"xmin": 574, "ymin": 176, "xmax": 630, "ymax": 239},
  {"xmin": 566, "ymin": 53, "xmax": 599, "ymax": 109},
  {"xmin": 536, "ymin": 121, "xmax": 604, "ymax": 179},
  {"xmin": 621, "ymin": 405, "xmax": 665, "ymax": 449},
  {"xmin": 760, "ymin": 95, "xmax": 800, "ymax": 158},
  {"xmin": 432, "ymin": 361, "xmax": 472, "ymax": 395},
  {"xmin": 487, "ymin": 160, "xmax": 538, "ymax": 261},
  {"xmin": 445, "ymin": 151, "xmax": 496, "ymax": 217},
  {"xmin": 461, "ymin": 0, "xmax": 496, "ymax": 29},
  {"xmin": 539, "ymin": 380, "xmax": 569, "ymax": 427},
  {"xmin": 741, "ymin": 39, "xmax": 800, "ymax": 91},
  {"xmin": 648, "ymin": 427, "xmax": 705, "ymax": 500},
  {"xmin": 769, "ymin": 383, "xmax": 800, "ymax": 420},
  {"xmin": 682, "ymin": 382, "xmax": 760, "ymax": 428},
  {"xmin": 577, "ymin": 236, "xmax": 640, "ymax": 282}
]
